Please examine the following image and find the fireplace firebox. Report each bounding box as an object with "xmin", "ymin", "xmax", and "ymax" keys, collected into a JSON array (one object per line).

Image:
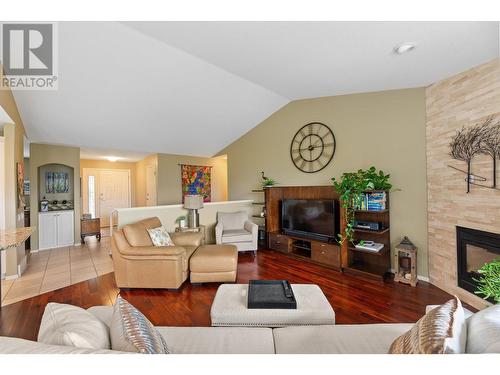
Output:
[{"xmin": 457, "ymin": 226, "xmax": 500, "ymax": 301}]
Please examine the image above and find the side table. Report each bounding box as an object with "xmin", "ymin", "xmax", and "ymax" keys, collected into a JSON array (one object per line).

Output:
[
  {"xmin": 175, "ymin": 225, "xmax": 206, "ymax": 244},
  {"xmin": 81, "ymin": 217, "xmax": 101, "ymax": 243}
]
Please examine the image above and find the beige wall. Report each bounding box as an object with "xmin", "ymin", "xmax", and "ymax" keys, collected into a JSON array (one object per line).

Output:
[
  {"xmin": 135, "ymin": 154, "xmax": 158, "ymax": 207},
  {"xmin": 0, "ymin": 71, "xmax": 27, "ymax": 276},
  {"xmin": 29, "ymin": 143, "xmax": 81, "ymax": 250},
  {"xmin": 426, "ymin": 58, "xmax": 500, "ymax": 309},
  {"xmin": 156, "ymin": 153, "xmax": 228, "ymax": 205},
  {"xmin": 80, "ymin": 159, "xmax": 137, "ymax": 207},
  {"xmin": 219, "ymin": 88, "xmax": 428, "ymax": 277}
]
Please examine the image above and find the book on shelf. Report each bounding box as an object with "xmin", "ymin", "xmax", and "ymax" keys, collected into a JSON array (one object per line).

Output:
[
  {"xmin": 354, "ymin": 241, "xmax": 384, "ymax": 252},
  {"xmin": 353, "ymin": 191, "xmax": 387, "ymax": 211}
]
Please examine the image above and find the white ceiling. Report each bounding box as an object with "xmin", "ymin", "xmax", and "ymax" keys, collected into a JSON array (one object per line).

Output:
[
  {"xmin": 126, "ymin": 21, "xmax": 499, "ymax": 99},
  {"xmin": 12, "ymin": 21, "xmax": 500, "ymax": 157}
]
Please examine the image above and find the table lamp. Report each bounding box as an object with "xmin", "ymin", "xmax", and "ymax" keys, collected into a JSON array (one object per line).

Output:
[{"xmin": 184, "ymin": 195, "xmax": 204, "ymax": 228}]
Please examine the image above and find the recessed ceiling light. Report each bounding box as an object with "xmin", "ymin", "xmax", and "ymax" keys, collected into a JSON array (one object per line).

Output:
[
  {"xmin": 107, "ymin": 156, "xmax": 119, "ymax": 162},
  {"xmin": 394, "ymin": 42, "xmax": 416, "ymax": 55}
]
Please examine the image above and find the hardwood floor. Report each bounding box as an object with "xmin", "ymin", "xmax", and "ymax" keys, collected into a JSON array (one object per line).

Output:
[{"xmin": 0, "ymin": 249, "xmax": 458, "ymax": 341}]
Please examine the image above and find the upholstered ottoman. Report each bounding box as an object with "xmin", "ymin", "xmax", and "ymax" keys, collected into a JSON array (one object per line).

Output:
[
  {"xmin": 190, "ymin": 244, "xmax": 238, "ymax": 283},
  {"xmin": 210, "ymin": 284, "xmax": 335, "ymax": 327}
]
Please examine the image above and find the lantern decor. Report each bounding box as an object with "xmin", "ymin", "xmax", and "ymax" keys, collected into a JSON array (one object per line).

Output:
[{"xmin": 394, "ymin": 236, "xmax": 418, "ymax": 287}]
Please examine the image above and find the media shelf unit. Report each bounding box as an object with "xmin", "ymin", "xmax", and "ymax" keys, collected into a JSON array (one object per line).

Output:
[
  {"xmin": 264, "ymin": 186, "xmax": 391, "ymax": 280},
  {"xmin": 269, "ymin": 231, "xmax": 341, "ymax": 270},
  {"xmin": 251, "ymin": 188, "xmax": 267, "ymax": 246},
  {"xmin": 342, "ymin": 190, "xmax": 391, "ymax": 280}
]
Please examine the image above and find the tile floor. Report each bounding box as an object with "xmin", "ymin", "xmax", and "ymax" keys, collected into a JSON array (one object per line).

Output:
[{"xmin": 1, "ymin": 233, "xmax": 114, "ymax": 306}]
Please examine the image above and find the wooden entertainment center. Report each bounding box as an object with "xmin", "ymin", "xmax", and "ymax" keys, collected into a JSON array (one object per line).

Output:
[{"xmin": 264, "ymin": 185, "xmax": 391, "ymax": 280}]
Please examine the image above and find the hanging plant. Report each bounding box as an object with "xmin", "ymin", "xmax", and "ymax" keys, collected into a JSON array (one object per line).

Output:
[{"xmin": 332, "ymin": 167, "xmax": 392, "ymax": 245}]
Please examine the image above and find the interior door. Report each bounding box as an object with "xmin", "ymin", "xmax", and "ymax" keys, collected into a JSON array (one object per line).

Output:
[
  {"xmin": 98, "ymin": 170, "xmax": 131, "ymax": 226},
  {"xmin": 145, "ymin": 164, "xmax": 157, "ymax": 206}
]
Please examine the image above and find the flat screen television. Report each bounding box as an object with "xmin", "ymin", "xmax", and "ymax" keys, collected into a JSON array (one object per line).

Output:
[{"xmin": 281, "ymin": 199, "xmax": 338, "ymax": 241}]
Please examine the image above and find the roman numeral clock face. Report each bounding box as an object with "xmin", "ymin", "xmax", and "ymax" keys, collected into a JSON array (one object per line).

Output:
[{"xmin": 290, "ymin": 122, "xmax": 336, "ymax": 173}]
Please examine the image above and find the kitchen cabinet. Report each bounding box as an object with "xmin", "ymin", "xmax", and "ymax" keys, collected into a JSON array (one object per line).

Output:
[{"xmin": 38, "ymin": 210, "xmax": 74, "ymax": 250}]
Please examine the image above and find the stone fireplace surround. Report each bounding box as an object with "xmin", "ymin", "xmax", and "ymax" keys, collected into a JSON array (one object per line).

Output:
[{"xmin": 426, "ymin": 59, "xmax": 500, "ymax": 309}]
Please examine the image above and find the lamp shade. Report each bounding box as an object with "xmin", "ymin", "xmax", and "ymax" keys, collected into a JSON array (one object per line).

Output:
[{"xmin": 184, "ymin": 195, "xmax": 203, "ymax": 209}]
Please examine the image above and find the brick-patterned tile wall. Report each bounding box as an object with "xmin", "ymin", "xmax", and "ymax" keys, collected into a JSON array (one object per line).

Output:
[{"xmin": 426, "ymin": 58, "xmax": 500, "ymax": 309}]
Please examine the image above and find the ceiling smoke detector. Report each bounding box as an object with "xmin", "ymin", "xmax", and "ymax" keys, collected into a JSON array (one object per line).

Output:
[{"xmin": 394, "ymin": 42, "xmax": 416, "ymax": 55}]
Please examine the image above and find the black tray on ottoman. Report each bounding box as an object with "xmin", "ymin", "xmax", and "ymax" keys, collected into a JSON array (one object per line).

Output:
[{"xmin": 247, "ymin": 280, "xmax": 297, "ymax": 309}]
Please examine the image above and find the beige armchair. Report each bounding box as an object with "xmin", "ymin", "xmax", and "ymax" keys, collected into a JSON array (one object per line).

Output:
[
  {"xmin": 111, "ymin": 217, "xmax": 203, "ymax": 290},
  {"xmin": 215, "ymin": 211, "xmax": 258, "ymax": 254}
]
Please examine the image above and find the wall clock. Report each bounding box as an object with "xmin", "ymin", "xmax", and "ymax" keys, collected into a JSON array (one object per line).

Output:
[{"xmin": 290, "ymin": 122, "xmax": 336, "ymax": 173}]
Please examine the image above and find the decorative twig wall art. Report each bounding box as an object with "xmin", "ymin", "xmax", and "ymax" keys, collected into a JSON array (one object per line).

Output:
[{"xmin": 449, "ymin": 116, "xmax": 500, "ymax": 193}]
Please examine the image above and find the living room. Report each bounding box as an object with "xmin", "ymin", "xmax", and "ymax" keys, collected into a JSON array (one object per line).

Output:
[{"xmin": 0, "ymin": 1, "xmax": 499, "ymax": 373}]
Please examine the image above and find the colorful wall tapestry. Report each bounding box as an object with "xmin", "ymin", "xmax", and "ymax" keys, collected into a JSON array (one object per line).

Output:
[
  {"xmin": 46, "ymin": 172, "xmax": 70, "ymax": 193},
  {"xmin": 17, "ymin": 163, "xmax": 25, "ymax": 208},
  {"xmin": 181, "ymin": 164, "xmax": 212, "ymax": 202}
]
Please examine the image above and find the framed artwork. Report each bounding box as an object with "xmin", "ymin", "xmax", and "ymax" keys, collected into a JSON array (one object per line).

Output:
[
  {"xmin": 181, "ymin": 164, "xmax": 212, "ymax": 202},
  {"xmin": 23, "ymin": 180, "xmax": 30, "ymax": 196},
  {"xmin": 45, "ymin": 172, "xmax": 70, "ymax": 193},
  {"xmin": 17, "ymin": 163, "xmax": 25, "ymax": 208}
]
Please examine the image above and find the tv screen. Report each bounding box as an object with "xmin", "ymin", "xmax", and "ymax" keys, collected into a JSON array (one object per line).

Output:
[{"xmin": 281, "ymin": 199, "xmax": 337, "ymax": 240}]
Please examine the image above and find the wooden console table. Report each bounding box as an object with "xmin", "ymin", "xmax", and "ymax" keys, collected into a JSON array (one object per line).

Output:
[
  {"xmin": 0, "ymin": 227, "xmax": 34, "ymax": 307},
  {"xmin": 81, "ymin": 217, "xmax": 101, "ymax": 243}
]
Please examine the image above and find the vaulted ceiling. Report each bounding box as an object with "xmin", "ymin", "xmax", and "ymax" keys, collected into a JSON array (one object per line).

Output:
[{"xmin": 12, "ymin": 21, "xmax": 499, "ymax": 157}]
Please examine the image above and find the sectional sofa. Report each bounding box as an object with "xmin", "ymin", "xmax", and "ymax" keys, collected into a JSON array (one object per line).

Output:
[{"xmin": 0, "ymin": 303, "xmax": 498, "ymax": 354}]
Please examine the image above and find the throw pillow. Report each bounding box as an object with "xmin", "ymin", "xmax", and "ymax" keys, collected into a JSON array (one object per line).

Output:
[
  {"xmin": 37, "ymin": 302, "xmax": 110, "ymax": 349},
  {"xmin": 110, "ymin": 295, "xmax": 169, "ymax": 354},
  {"xmin": 389, "ymin": 296, "xmax": 467, "ymax": 354},
  {"xmin": 147, "ymin": 225, "xmax": 175, "ymax": 247},
  {"xmin": 466, "ymin": 303, "xmax": 500, "ymax": 353}
]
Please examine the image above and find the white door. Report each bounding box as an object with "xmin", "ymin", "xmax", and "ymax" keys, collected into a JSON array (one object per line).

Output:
[
  {"xmin": 82, "ymin": 168, "xmax": 131, "ymax": 227},
  {"xmin": 98, "ymin": 170, "xmax": 131, "ymax": 226},
  {"xmin": 57, "ymin": 211, "xmax": 74, "ymax": 246},
  {"xmin": 39, "ymin": 213, "xmax": 58, "ymax": 250},
  {"xmin": 145, "ymin": 165, "xmax": 157, "ymax": 206}
]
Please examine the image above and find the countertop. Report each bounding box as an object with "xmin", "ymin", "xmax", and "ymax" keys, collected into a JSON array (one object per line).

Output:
[
  {"xmin": 39, "ymin": 209, "xmax": 74, "ymax": 213},
  {"xmin": 0, "ymin": 227, "xmax": 35, "ymax": 251}
]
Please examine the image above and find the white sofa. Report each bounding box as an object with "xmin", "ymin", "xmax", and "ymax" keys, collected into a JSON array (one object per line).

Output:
[
  {"xmin": 215, "ymin": 211, "xmax": 258, "ymax": 254},
  {"xmin": 0, "ymin": 303, "xmax": 498, "ymax": 354}
]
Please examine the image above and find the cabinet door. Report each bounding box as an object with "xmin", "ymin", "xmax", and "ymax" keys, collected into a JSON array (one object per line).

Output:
[
  {"xmin": 311, "ymin": 242, "xmax": 341, "ymax": 268},
  {"xmin": 39, "ymin": 213, "xmax": 57, "ymax": 250},
  {"xmin": 57, "ymin": 211, "xmax": 74, "ymax": 246},
  {"xmin": 269, "ymin": 233, "xmax": 289, "ymax": 253}
]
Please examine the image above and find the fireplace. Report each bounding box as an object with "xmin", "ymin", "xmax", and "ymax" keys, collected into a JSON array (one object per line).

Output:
[{"xmin": 457, "ymin": 226, "xmax": 500, "ymax": 299}]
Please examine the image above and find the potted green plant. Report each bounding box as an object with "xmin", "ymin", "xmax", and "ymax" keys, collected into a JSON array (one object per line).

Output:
[
  {"xmin": 332, "ymin": 166, "xmax": 392, "ymax": 245},
  {"xmin": 260, "ymin": 171, "xmax": 277, "ymax": 188},
  {"xmin": 474, "ymin": 259, "xmax": 500, "ymax": 303}
]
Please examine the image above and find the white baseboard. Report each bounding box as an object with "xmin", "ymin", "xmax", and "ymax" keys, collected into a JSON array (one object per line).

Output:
[
  {"xmin": 74, "ymin": 242, "xmax": 81, "ymax": 246},
  {"xmin": 390, "ymin": 268, "xmax": 429, "ymax": 283},
  {"xmin": 417, "ymin": 275, "xmax": 430, "ymax": 282},
  {"xmin": 5, "ymin": 273, "xmax": 19, "ymax": 280}
]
